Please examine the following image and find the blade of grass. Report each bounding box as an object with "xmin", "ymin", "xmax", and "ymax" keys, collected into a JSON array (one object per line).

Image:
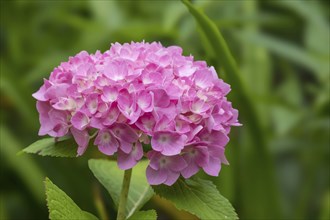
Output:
[
  {"xmin": 0, "ymin": 125, "xmax": 44, "ymax": 203},
  {"xmin": 181, "ymin": 0, "xmax": 281, "ymax": 218},
  {"xmin": 235, "ymin": 31, "xmax": 328, "ymax": 81}
]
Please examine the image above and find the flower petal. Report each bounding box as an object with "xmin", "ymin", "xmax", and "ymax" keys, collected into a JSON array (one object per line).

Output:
[
  {"xmin": 168, "ymin": 155, "xmax": 187, "ymax": 172},
  {"xmin": 71, "ymin": 111, "xmax": 90, "ymax": 130},
  {"xmin": 71, "ymin": 127, "xmax": 90, "ymax": 156},
  {"xmin": 146, "ymin": 166, "xmax": 167, "ymax": 185},
  {"xmin": 202, "ymin": 157, "xmax": 221, "ymax": 176},
  {"xmin": 137, "ymin": 91, "xmax": 154, "ymax": 112},
  {"xmin": 94, "ymin": 130, "xmax": 119, "ymax": 155},
  {"xmin": 164, "ymin": 171, "xmax": 180, "ymax": 186},
  {"xmin": 110, "ymin": 123, "xmax": 138, "ymax": 143},
  {"xmin": 117, "ymin": 150, "xmax": 138, "ymax": 170},
  {"xmin": 103, "ymin": 61, "xmax": 128, "ymax": 81},
  {"xmin": 151, "ymin": 131, "xmax": 187, "ymax": 156}
]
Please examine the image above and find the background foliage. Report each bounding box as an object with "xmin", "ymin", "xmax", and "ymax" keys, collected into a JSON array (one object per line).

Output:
[{"xmin": 0, "ymin": 0, "xmax": 329, "ymax": 219}]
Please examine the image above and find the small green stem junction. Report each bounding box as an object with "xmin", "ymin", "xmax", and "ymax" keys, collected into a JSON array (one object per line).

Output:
[{"xmin": 116, "ymin": 168, "xmax": 132, "ymax": 220}]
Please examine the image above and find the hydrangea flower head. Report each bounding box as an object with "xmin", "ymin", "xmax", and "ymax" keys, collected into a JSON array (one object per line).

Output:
[{"xmin": 33, "ymin": 41, "xmax": 240, "ymax": 186}]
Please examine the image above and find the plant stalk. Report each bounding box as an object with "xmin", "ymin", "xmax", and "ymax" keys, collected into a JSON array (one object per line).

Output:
[{"xmin": 116, "ymin": 169, "xmax": 132, "ymax": 220}]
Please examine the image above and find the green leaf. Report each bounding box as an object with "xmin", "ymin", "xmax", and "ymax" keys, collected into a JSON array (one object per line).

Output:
[
  {"xmin": 22, "ymin": 137, "xmax": 77, "ymax": 157},
  {"xmin": 88, "ymin": 159, "xmax": 154, "ymax": 218},
  {"xmin": 128, "ymin": 210, "xmax": 157, "ymax": 220},
  {"xmin": 45, "ymin": 177, "xmax": 98, "ymax": 220},
  {"xmin": 153, "ymin": 177, "xmax": 238, "ymax": 220}
]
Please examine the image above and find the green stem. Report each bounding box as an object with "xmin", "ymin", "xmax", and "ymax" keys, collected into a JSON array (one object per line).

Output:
[{"xmin": 116, "ymin": 169, "xmax": 132, "ymax": 220}]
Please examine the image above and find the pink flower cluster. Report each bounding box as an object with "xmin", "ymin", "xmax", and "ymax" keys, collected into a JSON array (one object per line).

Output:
[{"xmin": 33, "ymin": 42, "xmax": 240, "ymax": 185}]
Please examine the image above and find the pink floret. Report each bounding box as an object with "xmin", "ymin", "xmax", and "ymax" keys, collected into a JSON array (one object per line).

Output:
[{"xmin": 33, "ymin": 41, "xmax": 240, "ymax": 185}]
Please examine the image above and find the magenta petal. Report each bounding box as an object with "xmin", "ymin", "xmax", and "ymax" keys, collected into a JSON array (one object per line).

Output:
[
  {"xmin": 195, "ymin": 147, "xmax": 209, "ymax": 167},
  {"xmin": 168, "ymin": 155, "xmax": 187, "ymax": 172},
  {"xmin": 152, "ymin": 89, "xmax": 170, "ymax": 108},
  {"xmin": 44, "ymin": 83, "xmax": 70, "ymax": 100},
  {"xmin": 103, "ymin": 61, "xmax": 128, "ymax": 81},
  {"xmin": 36, "ymin": 101, "xmax": 51, "ymax": 115},
  {"xmin": 86, "ymin": 94, "xmax": 99, "ymax": 115},
  {"xmin": 199, "ymin": 130, "xmax": 229, "ymax": 147},
  {"xmin": 164, "ymin": 171, "xmax": 180, "ymax": 186},
  {"xmin": 52, "ymin": 97, "xmax": 76, "ymax": 111},
  {"xmin": 202, "ymin": 157, "xmax": 221, "ymax": 176},
  {"xmin": 90, "ymin": 117, "xmax": 105, "ymax": 129},
  {"xmin": 181, "ymin": 162, "xmax": 199, "ymax": 179},
  {"xmin": 32, "ymin": 81, "xmax": 49, "ymax": 101},
  {"xmin": 194, "ymin": 69, "xmax": 214, "ymax": 88},
  {"xmin": 110, "ymin": 123, "xmax": 138, "ymax": 143},
  {"xmin": 131, "ymin": 141, "xmax": 143, "ymax": 160},
  {"xmin": 71, "ymin": 111, "xmax": 90, "ymax": 130},
  {"xmin": 151, "ymin": 132, "xmax": 187, "ymax": 156},
  {"xmin": 148, "ymin": 151, "xmax": 162, "ymax": 170},
  {"xmin": 154, "ymin": 115, "xmax": 175, "ymax": 132},
  {"xmin": 119, "ymin": 140, "xmax": 133, "ymax": 154},
  {"xmin": 48, "ymin": 123, "xmax": 69, "ymax": 137},
  {"xmin": 117, "ymin": 150, "xmax": 138, "ymax": 170},
  {"xmin": 117, "ymin": 90, "xmax": 141, "ymax": 123},
  {"xmin": 71, "ymin": 127, "xmax": 90, "ymax": 156},
  {"xmin": 137, "ymin": 91, "xmax": 154, "ymax": 112},
  {"xmin": 135, "ymin": 113, "xmax": 156, "ymax": 134},
  {"xmin": 146, "ymin": 166, "xmax": 167, "ymax": 185},
  {"xmin": 101, "ymin": 86, "xmax": 118, "ymax": 102},
  {"xmin": 103, "ymin": 105, "xmax": 120, "ymax": 126},
  {"xmin": 94, "ymin": 130, "xmax": 119, "ymax": 155}
]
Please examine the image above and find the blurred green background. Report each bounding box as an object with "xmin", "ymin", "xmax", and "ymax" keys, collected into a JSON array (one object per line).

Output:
[{"xmin": 1, "ymin": 0, "xmax": 329, "ymax": 219}]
